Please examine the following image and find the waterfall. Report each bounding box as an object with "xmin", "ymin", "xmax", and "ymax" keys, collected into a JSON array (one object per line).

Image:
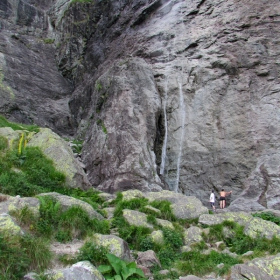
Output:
[
  {"xmin": 174, "ymin": 81, "xmax": 186, "ymax": 192},
  {"xmin": 160, "ymin": 78, "xmax": 168, "ymax": 175}
]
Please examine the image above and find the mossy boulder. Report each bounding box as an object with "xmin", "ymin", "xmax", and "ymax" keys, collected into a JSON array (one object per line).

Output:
[
  {"xmin": 122, "ymin": 209, "xmax": 153, "ymax": 229},
  {"xmin": 26, "ymin": 261, "xmax": 105, "ymax": 280},
  {"xmin": 38, "ymin": 192, "xmax": 104, "ymax": 220},
  {"xmin": 150, "ymin": 230, "xmax": 164, "ymax": 245},
  {"xmin": 183, "ymin": 226, "xmax": 203, "ymax": 246},
  {"xmin": 155, "ymin": 218, "xmax": 174, "ymax": 229},
  {"xmin": 199, "ymin": 212, "xmax": 280, "ymax": 239},
  {"xmin": 93, "ymin": 233, "xmax": 132, "ymax": 261},
  {"xmin": 0, "ymin": 127, "xmax": 22, "ymax": 148},
  {"xmin": 27, "ymin": 128, "xmax": 91, "ymax": 190},
  {"xmin": 230, "ymin": 253, "xmax": 280, "ymax": 280},
  {"xmin": 0, "ymin": 196, "xmax": 40, "ymax": 217},
  {"xmin": 121, "ymin": 189, "xmax": 145, "ymax": 201},
  {"xmin": 144, "ymin": 190, "xmax": 208, "ymax": 219},
  {"xmin": 0, "ymin": 213, "xmax": 23, "ymax": 236}
]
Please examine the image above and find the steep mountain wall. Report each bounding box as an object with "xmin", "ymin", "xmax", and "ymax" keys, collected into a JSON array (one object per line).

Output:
[{"xmin": 1, "ymin": 0, "xmax": 280, "ymax": 210}]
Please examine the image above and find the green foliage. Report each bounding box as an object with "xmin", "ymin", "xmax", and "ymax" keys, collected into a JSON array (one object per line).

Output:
[
  {"xmin": 252, "ymin": 211, "xmax": 280, "ymax": 226},
  {"xmin": 162, "ymin": 227, "xmax": 183, "ymax": 249},
  {"xmin": 0, "ymin": 147, "xmax": 66, "ymax": 196},
  {"xmin": 149, "ymin": 200, "xmax": 176, "ymax": 221},
  {"xmin": 96, "ymin": 119, "xmax": 108, "ymax": 134},
  {"xmin": 0, "ymin": 114, "xmax": 39, "ymax": 132},
  {"xmin": 113, "ymin": 197, "xmax": 149, "ymax": 217},
  {"xmin": 98, "ymin": 253, "xmax": 145, "ymax": 280},
  {"xmin": 77, "ymin": 242, "xmax": 109, "ymax": 267},
  {"xmin": 0, "ymin": 232, "xmax": 52, "ymax": 279},
  {"xmin": 177, "ymin": 250, "xmax": 240, "ymax": 276},
  {"xmin": 112, "ymin": 216, "xmax": 151, "ymax": 250},
  {"xmin": 43, "ymin": 38, "xmax": 55, "ymax": 44},
  {"xmin": 0, "ymin": 136, "xmax": 8, "ymax": 151},
  {"xmin": 35, "ymin": 196, "xmax": 109, "ymax": 242}
]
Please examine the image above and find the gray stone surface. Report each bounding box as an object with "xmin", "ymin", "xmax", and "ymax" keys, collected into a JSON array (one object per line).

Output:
[
  {"xmin": 199, "ymin": 212, "xmax": 280, "ymax": 239},
  {"xmin": 230, "ymin": 253, "xmax": 280, "ymax": 280},
  {"xmin": 1, "ymin": 0, "xmax": 280, "ymax": 212},
  {"xmin": 144, "ymin": 190, "xmax": 208, "ymax": 219},
  {"xmin": 93, "ymin": 233, "xmax": 132, "ymax": 261}
]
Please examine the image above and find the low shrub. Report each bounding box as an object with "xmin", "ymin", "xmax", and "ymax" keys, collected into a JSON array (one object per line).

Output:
[{"xmin": 77, "ymin": 242, "xmax": 109, "ymax": 267}]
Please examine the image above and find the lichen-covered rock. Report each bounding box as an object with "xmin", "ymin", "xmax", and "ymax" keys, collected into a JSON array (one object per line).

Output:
[
  {"xmin": 0, "ymin": 196, "xmax": 40, "ymax": 217},
  {"xmin": 144, "ymin": 205, "xmax": 161, "ymax": 215},
  {"xmin": 26, "ymin": 261, "xmax": 105, "ymax": 280},
  {"xmin": 199, "ymin": 212, "xmax": 280, "ymax": 239},
  {"xmin": 0, "ymin": 213, "xmax": 23, "ymax": 236},
  {"xmin": 155, "ymin": 218, "xmax": 174, "ymax": 229},
  {"xmin": 27, "ymin": 128, "xmax": 91, "ymax": 190},
  {"xmin": 230, "ymin": 253, "xmax": 280, "ymax": 280},
  {"xmin": 121, "ymin": 190, "xmax": 145, "ymax": 201},
  {"xmin": 0, "ymin": 127, "xmax": 22, "ymax": 147},
  {"xmin": 93, "ymin": 234, "xmax": 131, "ymax": 261},
  {"xmin": 38, "ymin": 192, "xmax": 103, "ymax": 220},
  {"xmin": 122, "ymin": 209, "xmax": 153, "ymax": 229},
  {"xmin": 183, "ymin": 226, "xmax": 203, "ymax": 246},
  {"xmin": 144, "ymin": 191, "xmax": 208, "ymax": 219},
  {"xmin": 150, "ymin": 230, "xmax": 164, "ymax": 245}
]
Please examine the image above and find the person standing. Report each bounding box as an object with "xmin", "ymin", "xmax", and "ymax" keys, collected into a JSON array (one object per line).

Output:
[
  {"xmin": 209, "ymin": 190, "xmax": 216, "ymax": 212},
  {"xmin": 219, "ymin": 188, "xmax": 232, "ymax": 209}
]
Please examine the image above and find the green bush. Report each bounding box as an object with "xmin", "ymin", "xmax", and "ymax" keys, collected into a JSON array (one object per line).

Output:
[
  {"xmin": 112, "ymin": 216, "xmax": 151, "ymax": 250},
  {"xmin": 149, "ymin": 200, "xmax": 176, "ymax": 221},
  {"xmin": 77, "ymin": 242, "xmax": 109, "ymax": 267}
]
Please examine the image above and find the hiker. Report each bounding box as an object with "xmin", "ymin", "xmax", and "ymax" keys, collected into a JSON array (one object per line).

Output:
[
  {"xmin": 219, "ymin": 188, "xmax": 232, "ymax": 209},
  {"xmin": 209, "ymin": 190, "xmax": 216, "ymax": 212}
]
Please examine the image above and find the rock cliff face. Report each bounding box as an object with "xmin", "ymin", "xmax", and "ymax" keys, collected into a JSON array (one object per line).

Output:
[{"xmin": 1, "ymin": 0, "xmax": 280, "ymax": 210}]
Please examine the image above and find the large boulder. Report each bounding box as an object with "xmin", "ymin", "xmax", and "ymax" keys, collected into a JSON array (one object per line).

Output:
[
  {"xmin": 144, "ymin": 191, "xmax": 208, "ymax": 219},
  {"xmin": 183, "ymin": 226, "xmax": 203, "ymax": 246},
  {"xmin": 24, "ymin": 261, "xmax": 105, "ymax": 280},
  {"xmin": 38, "ymin": 192, "xmax": 103, "ymax": 220},
  {"xmin": 27, "ymin": 128, "xmax": 91, "ymax": 190},
  {"xmin": 230, "ymin": 253, "xmax": 280, "ymax": 280},
  {"xmin": 92, "ymin": 233, "xmax": 132, "ymax": 261},
  {"xmin": 199, "ymin": 212, "xmax": 280, "ymax": 239},
  {"xmin": 0, "ymin": 195, "xmax": 40, "ymax": 217},
  {"xmin": 122, "ymin": 209, "xmax": 153, "ymax": 229},
  {"xmin": 0, "ymin": 213, "xmax": 23, "ymax": 236}
]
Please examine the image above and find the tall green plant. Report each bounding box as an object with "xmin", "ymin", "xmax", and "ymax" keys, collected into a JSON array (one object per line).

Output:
[{"xmin": 98, "ymin": 253, "xmax": 146, "ymax": 280}]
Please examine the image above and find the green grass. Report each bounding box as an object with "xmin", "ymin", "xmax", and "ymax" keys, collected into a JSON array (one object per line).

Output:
[
  {"xmin": 0, "ymin": 114, "xmax": 39, "ymax": 132},
  {"xmin": 176, "ymin": 250, "xmax": 240, "ymax": 276},
  {"xmin": 252, "ymin": 211, "xmax": 280, "ymax": 226},
  {"xmin": 0, "ymin": 147, "xmax": 66, "ymax": 196},
  {"xmin": 35, "ymin": 196, "xmax": 109, "ymax": 242},
  {"xmin": 0, "ymin": 232, "xmax": 52, "ymax": 280}
]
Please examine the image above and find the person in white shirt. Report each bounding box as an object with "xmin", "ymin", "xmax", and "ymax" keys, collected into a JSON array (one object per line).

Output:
[{"xmin": 209, "ymin": 190, "xmax": 216, "ymax": 212}]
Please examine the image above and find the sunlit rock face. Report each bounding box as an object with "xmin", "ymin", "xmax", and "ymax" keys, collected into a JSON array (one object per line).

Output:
[{"xmin": 1, "ymin": 0, "xmax": 280, "ymax": 209}]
